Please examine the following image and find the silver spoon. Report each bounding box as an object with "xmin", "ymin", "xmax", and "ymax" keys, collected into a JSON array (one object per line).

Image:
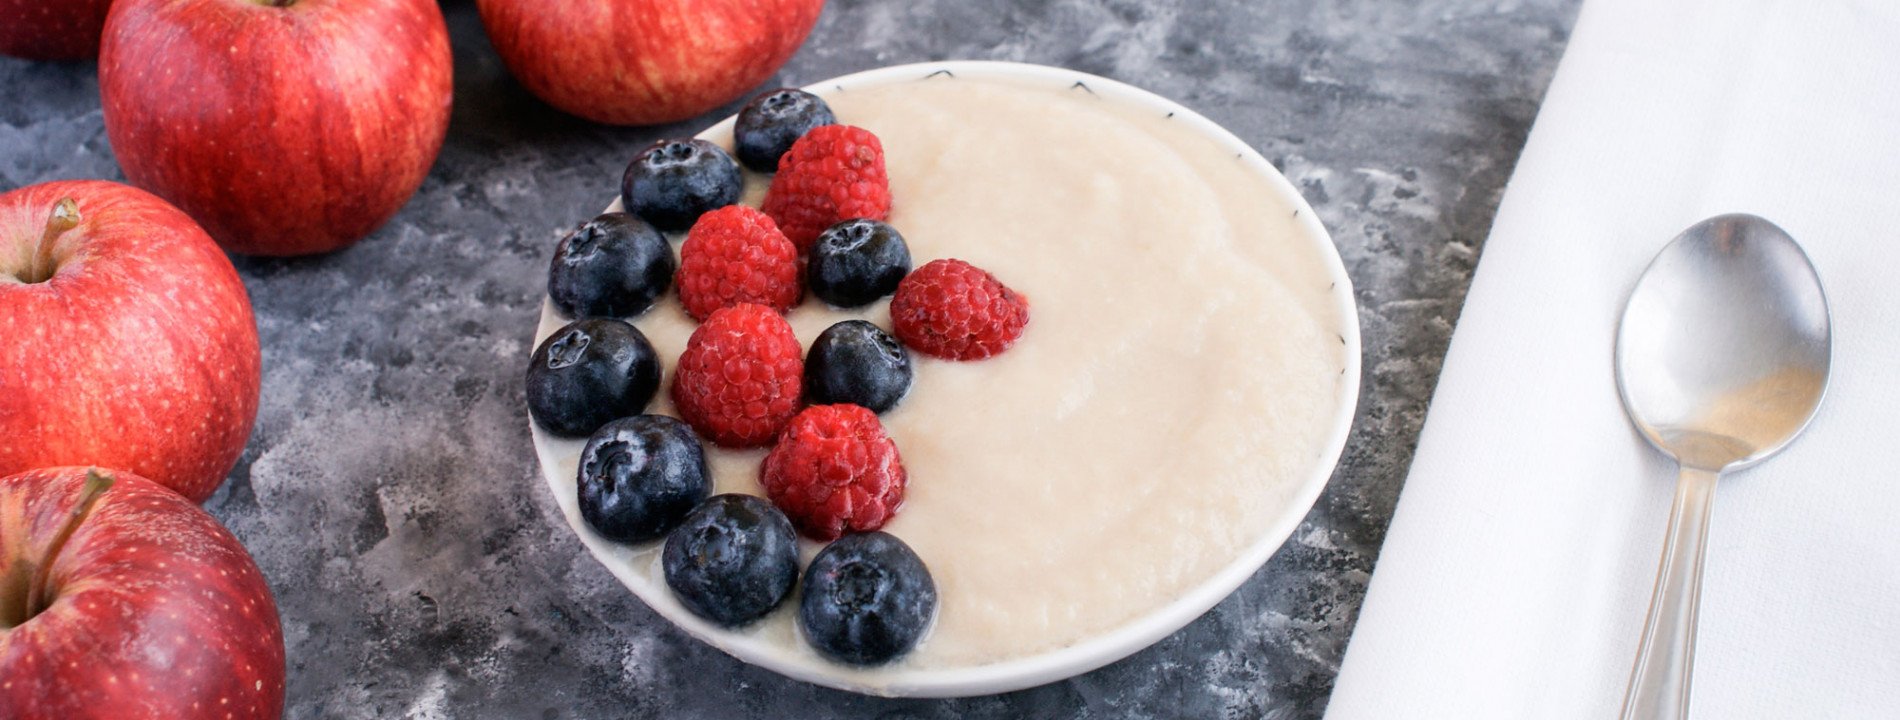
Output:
[{"xmin": 1614, "ymin": 214, "xmax": 1831, "ymax": 720}]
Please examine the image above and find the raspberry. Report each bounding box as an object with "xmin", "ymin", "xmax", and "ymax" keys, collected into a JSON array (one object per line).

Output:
[
  {"xmin": 671, "ymin": 304, "xmax": 804, "ymax": 447},
  {"xmin": 677, "ymin": 206, "xmax": 801, "ymax": 321},
  {"xmin": 761, "ymin": 405, "xmax": 907, "ymax": 541},
  {"xmin": 761, "ymin": 125, "xmax": 892, "ymax": 253},
  {"xmin": 890, "ymin": 259, "xmax": 1029, "ymax": 360}
]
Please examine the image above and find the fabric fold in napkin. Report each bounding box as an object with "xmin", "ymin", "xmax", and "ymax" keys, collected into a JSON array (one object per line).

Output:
[{"xmin": 1325, "ymin": 0, "xmax": 1900, "ymax": 717}]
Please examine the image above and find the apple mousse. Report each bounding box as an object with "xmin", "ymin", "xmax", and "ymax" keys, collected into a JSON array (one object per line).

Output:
[{"xmin": 544, "ymin": 73, "xmax": 1351, "ymax": 669}]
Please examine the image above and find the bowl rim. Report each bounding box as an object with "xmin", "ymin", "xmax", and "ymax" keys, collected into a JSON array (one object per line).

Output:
[{"xmin": 530, "ymin": 59, "xmax": 1362, "ymax": 698}]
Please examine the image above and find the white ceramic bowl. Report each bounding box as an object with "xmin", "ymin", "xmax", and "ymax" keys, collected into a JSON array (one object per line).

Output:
[{"xmin": 530, "ymin": 60, "xmax": 1361, "ymax": 697}]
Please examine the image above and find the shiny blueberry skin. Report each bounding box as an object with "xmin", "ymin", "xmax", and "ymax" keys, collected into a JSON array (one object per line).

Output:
[
  {"xmin": 663, "ymin": 494, "xmax": 800, "ymax": 628},
  {"xmin": 621, "ymin": 139, "xmax": 743, "ymax": 232},
  {"xmin": 804, "ymin": 320, "xmax": 912, "ymax": 414},
  {"xmin": 525, "ymin": 318, "xmax": 661, "ymax": 437},
  {"xmin": 809, "ymin": 219, "xmax": 911, "ymax": 308},
  {"xmin": 734, "ymin": 88, "xmax": 837, "ymax": 173},
  {"xmin": 799, "ymin": 531, "xmax": 937, "ymax": 666},
  {"xmin": 548, "ymin": 212, "xmax": 675, "ymax": 319},
  {"xmin": 577, "ymin": 415, "xmax": 709, "ymax": 544}
]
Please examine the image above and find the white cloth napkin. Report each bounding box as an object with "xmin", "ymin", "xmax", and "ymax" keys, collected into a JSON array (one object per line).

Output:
[{"xmin": 1324, "ymin": 0, "xmax": 1900, "ymax": 717}]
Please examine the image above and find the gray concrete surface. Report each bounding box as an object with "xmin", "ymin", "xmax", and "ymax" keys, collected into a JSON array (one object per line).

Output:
[{"xmin": 0, "ymin": 0, "xmax": 1580, "ymax": 717}]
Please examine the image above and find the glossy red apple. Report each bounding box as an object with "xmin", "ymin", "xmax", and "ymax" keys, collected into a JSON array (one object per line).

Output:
[
  {"xmin": 0, "ymin": 468, "xmax": 285, "ymax": 719},
  {"xmin": 0, "ymin": 0, "xmax": 114, "ymax": 60},
  {"xmin": 476, "ymin": 0, "xmax": 826, "ymax": 126},
  {"xmin": 98, "ymin": 0, "xmax": 453, "ymax": 256},
  {"xmin": 0, "ymin": 180, "xmax": 260, "ymax": 503}
]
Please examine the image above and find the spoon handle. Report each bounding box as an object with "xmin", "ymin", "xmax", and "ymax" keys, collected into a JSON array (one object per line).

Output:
[{"xmin": 1620, "ymin": 466, "xmax": 1721, "ymax": 720}]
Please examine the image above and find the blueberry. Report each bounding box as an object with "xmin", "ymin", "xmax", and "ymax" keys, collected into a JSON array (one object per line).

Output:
[
  {"xmin": 799, "ymin": 532, "xmax": 936, "ymax": 665},
  {"xmin": 548, "ymin": 212, "xmax": 675, "ymax": 318},
  {"xmin": 526, "ymin": 318, "xmax": 661, "ymax": 437},
  {"xmin": 663, "ymin": 494, "xmax": 800, "ymax": 628},
  {"xmin": 577, "ymin": 415, "xmax": 709, "ymax": 544},
  {"xmin": 621, "ymin": 139, "xmax": 743, "ymax": 232},
  {"xmin": 809, "ymin": 219, "xmax": 911, "ymax": 308},
  {"xmin": 734, "ymin": 88, "xmax": 837, "ymax": 173},
  {"xmin": 805, "ymin": 320, "xmax": 912, "ymax": 413}
]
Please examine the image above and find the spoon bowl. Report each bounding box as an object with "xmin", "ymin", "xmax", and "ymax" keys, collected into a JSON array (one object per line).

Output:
[
  {"xmin": 1614, "ymin": 213, "xmax": 1831, "ymax": 720},
  {"xmin": 1617, "ymin": 214, "xmax": 1832, "ymax": 471}
]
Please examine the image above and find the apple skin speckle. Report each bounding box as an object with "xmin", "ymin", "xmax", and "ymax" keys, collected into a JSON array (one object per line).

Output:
[
  {"xmin": 0, "ymin": 180, "xmax": 261, "ymax": 503},
  {"xmin": 474, "ymin": 0, "xmax": 824, "ymax": 126},
  {"xmin": 97, "ymin": 0, "xmax": 454, "ymax": 257},
  {"xmin": 0, "ymin": 468, "xmax": 285, "ymax": 719},
  {"xmin": 0, "ymin": 0, "xmax": 113, "ymax": 60}
]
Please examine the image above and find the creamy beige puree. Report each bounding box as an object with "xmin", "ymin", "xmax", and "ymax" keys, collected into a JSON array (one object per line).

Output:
[{"xmin": 550, "ymin": 75, "xmax": 1347, "ymax": 668}]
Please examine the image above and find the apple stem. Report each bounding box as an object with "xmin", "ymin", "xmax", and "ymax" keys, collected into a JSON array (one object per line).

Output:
[
  {"xmin": 27, "ymin": 197, "xmax": 80, "ymax": 285},
  {"xmin": 23, "ymin": 469, "xmax": 115, "ymax": 620}
]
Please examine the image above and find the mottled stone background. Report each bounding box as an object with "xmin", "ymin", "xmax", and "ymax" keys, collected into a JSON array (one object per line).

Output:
[{"xmin": 0, "ymin": 0, "xmax": 1580, "ymax": 717}]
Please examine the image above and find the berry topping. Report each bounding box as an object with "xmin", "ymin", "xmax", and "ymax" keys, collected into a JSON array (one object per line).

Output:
[
  {"xmin": 670, "ymin": 304, "xmax": 804, "ymax": 447},
  {"xmin": 890, "ymin": 259, "xmax": 1030, "ymax": 360},
  {"xmin": 805, "ymin": 321, "xmax": 912, "ymax": 414},
  {"xmin": 621, "ymin": 139, "xmax": 743, "ymax": 232},
  {"xmin": 809, "ymin": 219, "xmax": 911, "ymax": 308},
  {"xmin": 548, "ymin": 212, "xmax": 675, "ymax": 319},
  {"xmin": 676, "ymin": 205, "xmax": 801, "ymax": 321},
  {"xmin": 577, "ymin": 415, "xmax": 709, "ymax": 544},
  {"xmin": 761, "ymin": 404, "xmax": 906, "ymax": 541},
  {"xmin": 527, "ymin": 318, "xmax": 661, "ymax": 437},
  {"xmin": 663, "ymin": 494, "xmax": 801, "ymax": 628},
  {"xmin": 734, "ymin": 88, "xmax": 836, "ymax": 173},
  {"xmin": 799, "ymin": 531, "xmax": 937, "ymax": 666},
  {"xmin": 760, "ymin": 125, "xmax": 892, "ymax": 253}
]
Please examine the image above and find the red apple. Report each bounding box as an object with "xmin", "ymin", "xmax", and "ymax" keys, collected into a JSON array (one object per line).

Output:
[
  {"xmin": 476, "ymin": 0, "xmax": 826, "ymax": 126},
  {"xmin": 0, "ymin": 468, "xmax": 284, "ymax": 719},
  {"xmin": 0, "ymin": 180, "xmax": 260, "ymax": 503},
  {"xmin": 98, "ymin": 0, "xmax": 453, "ymax": 256},
  {"xmin": 0, "ymin": 0, "xmax": 113, "ymax": 60}
]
